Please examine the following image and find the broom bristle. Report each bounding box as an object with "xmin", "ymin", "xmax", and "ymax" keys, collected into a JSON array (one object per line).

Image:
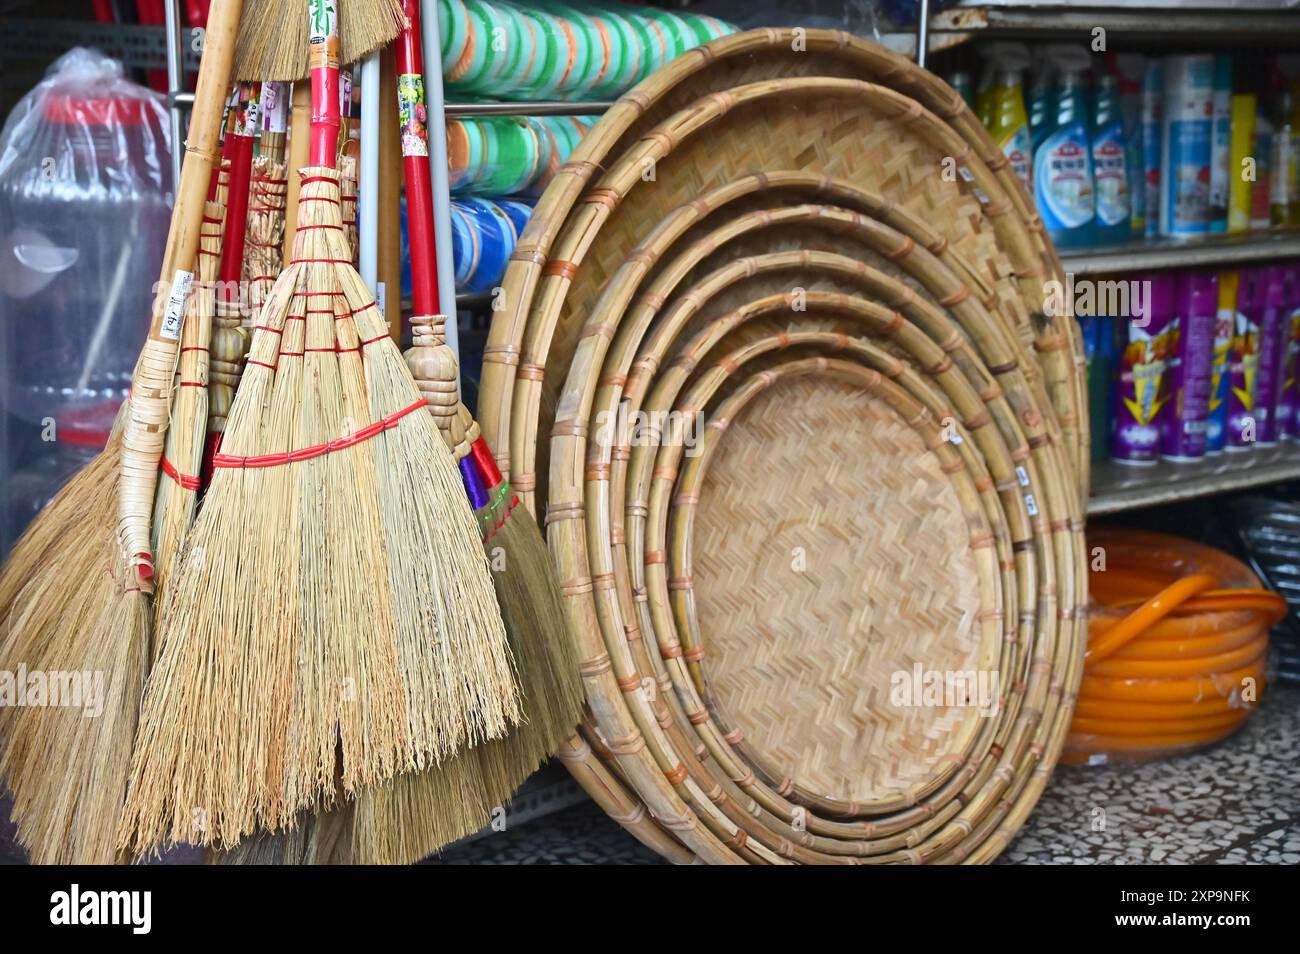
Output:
[
  {"xmin": 482, "ymin": 501, "xmax": 586, "ymax": 759},
  {"xmin": 120, "ymin": 168, "xmax": 518, "ymax": 853},
  {"xmin": 0, "ymin": 514, "xmax": 148, "ymax": 863},
  {"xmin": 209, "ymin": 499, "xmax": 584, "ymax": 865},
  {"xmin": 233, "ymin": 0, "xmax": 408, "ymax": 81},
  {"xmin": 0, "ymin": 421, "xmax": 123, "ymax": 623}
]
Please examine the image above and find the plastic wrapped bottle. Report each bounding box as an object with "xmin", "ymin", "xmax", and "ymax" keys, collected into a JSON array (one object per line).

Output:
[{"xmin": 0, "ymin": 49, "xmax": 171, "ymax": 437}]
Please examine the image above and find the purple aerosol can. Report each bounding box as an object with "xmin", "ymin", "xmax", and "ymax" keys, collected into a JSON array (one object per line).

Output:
[
  {"xmin": 1252, "ymin": 265, "xmax": 1288, "ymax": 444},
  {"xmin": 1282, "ymin": 265, "xmax": 1300, "ymax": 438},
  {"xmin": 1112, "ymin": 273, "xmax": 1175, "ymax": 463},
  {"xmin": 1228, "ymin": 268, "xmax": 1261, "ymax": 449},
  {"xmin": 1160, "ymin": 271, "xmax": 1218, "ymax": 460}
]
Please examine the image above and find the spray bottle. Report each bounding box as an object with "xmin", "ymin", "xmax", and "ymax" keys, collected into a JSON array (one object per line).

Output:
[
  {"xmin": 1228, "ymin": 60, "xmax": 1258, "ymax": 234},
  {"xmin": 985, "ymin": 43, "xmax": 1033, "ymax": 195},
  {"xmin": 1141, "ymin": 58, "xmax": 1164, "ymax": 239},
  {"xmin": 1029, "ymin": 48, "xmax": 1054, "ymax": 151},
  {"xmin": 1109, "ymin": 53, "xmax": 1146, "ymax": 236},
  {"xmin": 1205, "ymin": 270, "xmax": 1239, "ymax": 453},
  {"xmin": 1034, "ymin": 45, "xmax": 1095, "ymax": 251},
  {"xmin": 1208, "ymin": 55, "xmax": 1233, "ymax": 233},
  {"xmin": 1091, "ymin": 72, "xmax": 1131, "ymax": 245},
  {"xmin": 947, "ymin": 70, "xmax": 975, "ymax": 111}
]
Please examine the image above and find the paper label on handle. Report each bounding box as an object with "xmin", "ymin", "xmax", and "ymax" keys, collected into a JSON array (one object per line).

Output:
[
  {"xmin": 397, "ymin": 75, "xmax": 430, "ymax": 158},
  {"xmin": 160, "ymin": 269, "xmax": 193, "ymax": 341},
  {"xmin": 263, "ymin": 82, "xmax": 287, "ymax": 133},
  {"xmin": 308, "ymin": 0, "xmax": 340, "ymax": 70}
]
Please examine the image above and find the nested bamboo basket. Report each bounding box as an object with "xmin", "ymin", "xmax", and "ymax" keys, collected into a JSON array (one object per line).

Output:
[{"xmin": 476, "ymin": 28, "xmax": 1087, "ymax": 864}]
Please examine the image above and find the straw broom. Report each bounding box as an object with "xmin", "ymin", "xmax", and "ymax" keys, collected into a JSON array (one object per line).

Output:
[
  {"xmin": 118, "ymin": 0, "xmax": 518, "ymax": 854},
  {"xmin": 245, "ymin": 0, "xmax": 582, "ymax": 864},
  {"xmin": 348, "ymin": 0, "xmax": 584, "ymax": 862},
  {"xmin": 233, "ymin": 0, "xmax": 406, "ymax": 82},
  {"xmin": 0, "ymin": 0, "xmax": 245, "ymax": 864},
  {"xmin": 150, "ymin": 201, "xmax": 224, "ymax": 612},
  {"xmin": 242, "ymin": 81, "xmax": 290, "ymax": 331}
]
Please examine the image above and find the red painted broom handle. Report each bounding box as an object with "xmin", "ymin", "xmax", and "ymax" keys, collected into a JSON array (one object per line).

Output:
[
  {"xmin": 218, "ymin": 85, "xmax": 258, "ymax": 293},
  {"xmin": 395, "ymin": 0, "xmax": 440, "ymax": 316},
  {"xmin": 308, "ymin": 0, "xmax": 342, "ymax": 168}
]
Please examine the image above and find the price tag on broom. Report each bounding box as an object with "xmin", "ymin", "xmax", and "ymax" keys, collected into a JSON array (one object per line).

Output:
[{"xmin": 160, "ymin": 268, "xmax": 194, "ymax": 341}]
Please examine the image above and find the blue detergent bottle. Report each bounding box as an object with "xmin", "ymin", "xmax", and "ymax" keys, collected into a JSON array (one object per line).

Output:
[
  {"xmin": 1034, "ymin": 45, "xmax": 1096, "ymax": 250},
  {"xmin": 1091, "ymin": 72, "xmax": 1132, "ymax": 245}
]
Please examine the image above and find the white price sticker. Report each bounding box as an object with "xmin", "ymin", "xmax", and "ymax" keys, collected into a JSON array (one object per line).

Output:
[
  {"xmin": 160, "ymin": 269, "xmax": 193, "ymax": 341},
  {"xmin": 1016, "ymin": 465, "xmax": 1030, "ymax": 487}
]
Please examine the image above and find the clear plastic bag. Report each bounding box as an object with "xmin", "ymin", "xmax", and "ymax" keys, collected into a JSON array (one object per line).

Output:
[{"xmin": 0, "ymin": 48, "xmax": 172, "ymax": 438}]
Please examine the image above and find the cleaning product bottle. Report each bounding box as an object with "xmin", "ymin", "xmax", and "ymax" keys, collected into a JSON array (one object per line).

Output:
[
  {"xmin": 1035, "ymin": 46, "xmax": 1095, "ymax": 250},
  {"xmin": 1251, "ymin": 95, "xmax": 1275, "ymax": 230},
  {"xmin": 1209, "ymin": 54, "xmax": 1233, "ymax": 233},
  {"xmin": 1141, "ymin": 58, "xmax": 1164, "ymax": 240},
  {"xmin": 1160, "ymin": 54, "xmax": 1215, "ymax": 240},
  {"xmin": 1112, "ymin": 273, "xmax": 1174, "ymax": 463},
  {"xmin": 1228, "ymin": 59, "xmax": 1257, "ymax": 234},
  {"xmin": 986, "ymin": 43, "xmax": 1033, "ymax": 195},
  {"xmin": 1271, "ymin": 85, "xmax": 1297, "ymax": 228},
  {"xmin": 1110, "ymin": 53, "xmax": 1146, "ymax": 236},
  {"xmin": 1091, "ymin": 72, "xmax": 1131, "ymax": 245},
  {"xmin": 947, "ymin": 70, "xmax": 975, "ymax": 111},
  {"xmin": 1206, "ymin": 270, "xmax": 1239, "ymax": 452},
  {"xmin": 1029, "ymin": 48, "xmax": 1054, "ymax": 151},
  {"xmin": 976, "ymin": 45, "xmax": 1000, "ymax": 131}
]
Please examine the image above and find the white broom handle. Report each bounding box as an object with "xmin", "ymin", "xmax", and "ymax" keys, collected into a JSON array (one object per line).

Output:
[
  {"xmin": 358, "ymin": 52, "xmax": 381, "ymax": 294},
  {"xmin": 421, "ymin": 0, "xmax": 460, "ymax": 372}
]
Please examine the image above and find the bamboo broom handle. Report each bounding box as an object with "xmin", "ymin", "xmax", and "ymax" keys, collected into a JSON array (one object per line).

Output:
[
  {"xmin": 378, "ymin": 46, "xmax": 404, "ymax": 341},
  {"xmin": 282, "ymin": 81, "xmax": 312, "ymax": 260},
  {"xmin": 119, "ymin": 0, "xmax": 244, "ymax": 585}
]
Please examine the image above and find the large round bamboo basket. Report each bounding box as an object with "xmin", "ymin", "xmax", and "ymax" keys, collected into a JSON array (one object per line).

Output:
[
  {"xmin": 476, "ymin": 29, "xmax": 1088, "ymax": 864},
  {"xmin": 479, "ymin": 28, "xmax": 1087, "ymax": 504}
]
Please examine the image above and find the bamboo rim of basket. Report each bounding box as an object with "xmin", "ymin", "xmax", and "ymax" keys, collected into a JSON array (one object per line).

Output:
[
  {"xmin": 478, "ymin": 29, "xmax": 1087, "ymax": 501},
  {"xmin": 502, "ymin": 75, "xmax": 1076, "ymax": 507},
  {"xmin": 621, "ymin": 311, "xmax": 1069, "ymax": 840},
  {"xmin": 663, "ymin": 336, "xmax": 1016, "ymax": 843},
  {"xmin": 548, "ymin": 222, "xmax": 1086, "ymax": 857},
  {"xmin": 621, "ymin": 337, "xmax": 1067, "ymax": 860},
  {"xmin": 533, "ymin": 185, "xmax": 1066, "ymax": 515},
  {"xmin": 561, "ymin": 274, "xmax": 1086, "ymax": 857},
  {"xmin": 563, "ymin": 343, "xmax": 996, "ymax": 861},
  {"xmin": 647, "ymin": 334, "xmax": 1080, "ymax": 860},
  {"xmin": 510, "ymin": 172, "xmax": 1066, "ymax": 521}
]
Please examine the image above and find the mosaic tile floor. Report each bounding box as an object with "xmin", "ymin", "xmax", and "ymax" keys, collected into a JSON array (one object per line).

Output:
[{"xmin": 3, "ymin": 686, "xmax": 1297, "ymax": 865}]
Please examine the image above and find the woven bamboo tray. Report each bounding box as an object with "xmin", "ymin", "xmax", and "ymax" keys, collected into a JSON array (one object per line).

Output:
[
  {"xmin": 561, "ymin": 278, "xmax": 1080, "ymax": 859},
  {"xmin": 479, "ymin": 29, "xmax": 1087, "ymax": 503},
  {"xmin": 566, "ymin": 325, "xmax": 1073, "ymax": 861},
  {"xmin": 474, "ymin": 30, "xmax": 1088, "ymax": 863}
]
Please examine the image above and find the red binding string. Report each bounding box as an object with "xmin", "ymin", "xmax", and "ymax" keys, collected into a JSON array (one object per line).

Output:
[
  {"xmin": 212, "ymin": 398, "xmax": 428, "ymax": 469},
  {"xmin": 160, "ymin": 456, "xmax": 201, "ymax": 491}
]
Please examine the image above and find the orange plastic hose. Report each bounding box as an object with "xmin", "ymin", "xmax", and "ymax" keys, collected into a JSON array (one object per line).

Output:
[{"xmin": 1066, "ymin": 529, "xmax": 1277, "ymax": 764}]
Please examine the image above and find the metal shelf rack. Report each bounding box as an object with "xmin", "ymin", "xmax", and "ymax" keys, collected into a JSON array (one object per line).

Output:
[{"xmin": 1090, "ymin": 445, "xmax": 1300, "ymax": 515}]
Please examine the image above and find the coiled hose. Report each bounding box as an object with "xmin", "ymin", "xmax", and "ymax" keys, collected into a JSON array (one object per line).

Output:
[{"xmin": 1066, "ymin": 528, "xmax": 1286, "ymax": 764}]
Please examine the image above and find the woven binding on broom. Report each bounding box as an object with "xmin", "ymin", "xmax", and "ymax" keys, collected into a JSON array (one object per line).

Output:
[
  {"xmin": 119, "ymin": 168, "xmax": 518, "ymax": 853},
  {"xmin": 242, "ymin": 155, "xmax": 288, "ymax": 330}
]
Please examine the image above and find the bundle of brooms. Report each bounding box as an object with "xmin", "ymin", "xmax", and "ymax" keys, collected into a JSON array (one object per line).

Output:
[
  {"xmin": 118, "ymin": 0, "xmax": 520, "ymax": 853},
  {"xmin": 0, "ymin": 0, "xmax": 248, "ymax": 864},
  {"xmin": 216, "ymin": 0, "xmax": 582, "ymax": 863},
  {"xmin": 0, "ymin": 0, "xmax": 427, "ymax": 864}
]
